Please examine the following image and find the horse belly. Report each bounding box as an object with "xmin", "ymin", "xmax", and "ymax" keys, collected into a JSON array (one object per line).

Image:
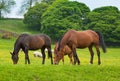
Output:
[
  {"xmin": 77, "ymin": 44, "xmax": 89, "ymax": 48},
  {"xmin": 29, "ymin": 46, "xmax": 41, "ymax": 50},
  {"xmin": 77, "ymin": 39, "xmax": 92, "ymax": 48},
  {"xmin": 29, "ymin": 42, "xmax": 44, "ymax": 50}
]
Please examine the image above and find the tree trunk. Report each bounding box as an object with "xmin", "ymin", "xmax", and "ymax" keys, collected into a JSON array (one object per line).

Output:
[
  {"xmin": 0, "ymin": 10, "xmax": 1, "ymax": 19},
  {"xmin": 30, "ymin": 0, "xmax": 32, "ymax": 8}
]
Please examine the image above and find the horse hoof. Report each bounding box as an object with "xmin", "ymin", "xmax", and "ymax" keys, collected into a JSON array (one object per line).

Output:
[
  {"xmin": 98, "ymin": 63, "xmax": 101, "ymax": 65},
  {"xmin": 89, "ymin": 63, "xmax": 93, "ymax": 65}
]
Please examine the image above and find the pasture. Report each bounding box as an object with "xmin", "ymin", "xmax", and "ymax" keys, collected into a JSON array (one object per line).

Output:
[{"xmin": 0, "ymin": 38, "xmax": 120, "ymax": 81}]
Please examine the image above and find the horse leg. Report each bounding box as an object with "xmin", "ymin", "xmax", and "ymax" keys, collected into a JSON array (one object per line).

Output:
[
  {"xmin": 68, "ymin": 53, "xmax": 73, "ymax": 64},
  {"xmin": 41, "ymin": 47, "xmax": 46, "ymax": 64},
  {"xmin": 88, "ymin": 46, "xmax": 94, "ymax": 64},
  {"xmin": 72, "ymin": 46, "xmax": 80, "ymax": 65},
  {"xmin": 47, "ymin": 46, "xmax": 53, "ymax": 64},
  {"xmin": 23, "ymin": 48, "xmax": 30, "ymax": 64},
  {"xmin": 62, "ymin": 57, "xmax": 64, "ymax": 65},
  {"xmin": 95, "ymin": 45, "xmax": 101, "ymax": 65}
]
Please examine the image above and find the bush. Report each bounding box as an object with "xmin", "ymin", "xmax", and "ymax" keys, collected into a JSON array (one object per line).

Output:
[
  {"xmin": 23, "ymin": 2, "xmax": 49, "ymax": 30},
  {"xmin": 1, "ymin": 33, "xmax": 12, "ymax": 39}
]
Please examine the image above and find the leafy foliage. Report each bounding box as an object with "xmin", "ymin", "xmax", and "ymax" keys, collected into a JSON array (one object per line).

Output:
[
  {"xmin": 23, "ymin": 2, "xmax": 49, "ymax": 30},
  {"xmin": 23, "ymin": 1, "xmax": 120, "ymax": 46},
  {"xmin": 83, "ymin": 6, "xmax": 120, "ymax": 45},
  {"xmin": 19, "ymin": 0, "xmax": 55, "ymax": 14},
  {"xmin": 41, "ymin": 0, "xmax": 90, "ymax": 40},
  {"xmin": 0, "ymin": 0, "xmax": 15, "ymax": 19}
]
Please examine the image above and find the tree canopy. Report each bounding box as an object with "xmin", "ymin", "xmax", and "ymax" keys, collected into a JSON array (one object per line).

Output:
[
  {"xmin": 0, "ymin": 0, "xmax": 15, "ymax": 19},
  {"xmin": 41, "ymin": 0, "xmax": 90, "ymax": 40},
  {"xmin": 23, "ymin": 1, "xmax": 120, "ymax": 46},
  {"xmin": 83, "ymin": 6, "xmax": 120, "ymax": 44},
  {"xmin": 24, "ymin": 2, "xmax": 49, "ymax": 30}
]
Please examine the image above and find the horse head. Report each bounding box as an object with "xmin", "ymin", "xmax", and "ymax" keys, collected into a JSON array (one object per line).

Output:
[
  {"xmin": 54, "ymin": 47, "xmax": 64, "ymax": 65},
  {"xmin": 10, "ymin": 52, "xmax": 19, "ymax": 64}
]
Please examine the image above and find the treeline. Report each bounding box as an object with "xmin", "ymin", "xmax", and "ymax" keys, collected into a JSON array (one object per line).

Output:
[{"xmin": 23, "ymin": 0, "xmax": 120, "ymax": 46}]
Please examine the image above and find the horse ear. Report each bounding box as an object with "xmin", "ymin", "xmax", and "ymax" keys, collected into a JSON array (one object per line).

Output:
[{"xmin": 10, "ymin": 52, "xmax": 13, "ymax": 55}]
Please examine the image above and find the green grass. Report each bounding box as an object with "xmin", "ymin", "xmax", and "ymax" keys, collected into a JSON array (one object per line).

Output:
[
  {"xmin": 0, "ymin": 38, "xmax": 120, "ymax": 81},
  {"xmin": 0, "ymin": 19, "xmax": 40, "ymax": 34},
  {"xmin": 0, "ymin": 19, "xmax": 120, "ymax": 81}
]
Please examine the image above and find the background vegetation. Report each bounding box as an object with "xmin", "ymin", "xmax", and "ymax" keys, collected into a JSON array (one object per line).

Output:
[
  {"xmin": 22, "ymin": 0, "xmax": 120, "ymax": 45},
  {"xmin": 0, "ymin": 0, "xmax": 15, "ymax": 19},
  {"xmin": 0, "ymin": 0, "xmax": 120, "ymax": 45},
  {"xmin": 0, "ymin": 19, "xmax": 40, "ymax": 34}
]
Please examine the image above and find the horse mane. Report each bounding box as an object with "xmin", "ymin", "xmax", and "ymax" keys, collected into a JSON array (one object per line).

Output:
[
  {"xmin": 19, "ymin": 33, "xmax": 29, "ymax": 37},
  {"xmin": 57, "ymin": 35, "xmax": 64, "ymax": 51},
  {"xmin": 57, "ymin": 31, "xmax": 68, "ymax": 51},
  {"xmin": 12, "ymin": 34, "xmax": 29, "ymax": 54},
  {"xmin": 14, "ymin": 34, "xmax": 29, "ymax": 47}
]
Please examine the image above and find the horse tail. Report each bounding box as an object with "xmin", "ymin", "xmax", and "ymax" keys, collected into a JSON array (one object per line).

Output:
[{"xmin": 96, "ymin": 31, "xmax": 106, "ymax": 53}]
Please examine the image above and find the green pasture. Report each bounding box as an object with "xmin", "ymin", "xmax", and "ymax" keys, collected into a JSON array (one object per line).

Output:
[
  {"xmin": 0, "ymin": 38, "xmax": 120, "ymax": 81},
  {"xmin": 0, "ymin": 19, "xmax": 39, "ymax": 34}
]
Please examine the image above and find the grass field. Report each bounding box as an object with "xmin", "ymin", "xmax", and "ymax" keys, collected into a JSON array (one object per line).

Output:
[
  {"xmin": 0, "ymin": 19, "xmax": 39, "ymax": 34},
  {"xmin": 0, "ymin": 19, "xmax": 120, "ymax": 81},
  {"xmin": 0, "ymin": 38, "xmax": 120, "ymax": 81}
]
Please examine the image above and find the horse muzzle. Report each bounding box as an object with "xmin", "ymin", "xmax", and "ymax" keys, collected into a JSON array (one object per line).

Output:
[
  {"xmin": 13, "ymin": 62, "xmax": 17, "ymax": 64},
  {"xmin": 54, "ymin": 62, "xmax": 59, "ymax": 65}
]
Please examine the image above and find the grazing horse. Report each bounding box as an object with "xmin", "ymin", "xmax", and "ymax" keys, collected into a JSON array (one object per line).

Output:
[
  {"xmin": 56, "ymin": 29, "xmax": 106, "ymax": 65},
  {"xmin": 10, "ymin": 33, "xmax": 53, "ymax": 64},
  {"xmin": 54, "ymin": 42, "xmax": 73, "ymax": 64}
]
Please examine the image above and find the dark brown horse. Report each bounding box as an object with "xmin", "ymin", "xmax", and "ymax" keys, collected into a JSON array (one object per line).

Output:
[
  {"xmin": 56, "ymin": 29, "xmax": 106, "ymax": 65},
  {"xmin": 54, "ymin": 42, "xmax": 73, "ymax": 64},
  {"xmin": 10, "ymin": 33, "xmax": 53, "ymax": 64}
]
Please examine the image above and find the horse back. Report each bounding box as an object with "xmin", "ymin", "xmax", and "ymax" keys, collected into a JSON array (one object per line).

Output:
[
  {"xmin": 20, "ymin": 35, "xmax": 43, "ymax": 50},
  {"xmin": 84, "ymin": 30, "xmax": 99, "ymax": 43},
  {"xmin": 39, "ymin": 34, "xmax": 51, "ymax": 46},
  {"xmin": 68, "ymin": 30, "xmax": 99, "ymax": 48}
]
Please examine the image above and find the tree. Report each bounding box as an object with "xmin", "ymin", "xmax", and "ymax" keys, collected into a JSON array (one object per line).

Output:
[
  {"xmin": 41, "ymin": 0, "xmax": 90, "ymax": 40},
  {"xmin": 23, "ymin": 2, "xmax": 49, "ymax": 30},
  {"xmin": 83, "ymin": 6, "xmax": 120, "ymax": 45},
  {"xmin": 19, "ymin": 0, "xmax": 55, "ymax": 14},
  {"xmin": 0, "ymin": 0, "xmax": 15, "ymax": 19},
  {"xmin": 19, "ymin": 0, "xmax": 39, "ymax": 14}
]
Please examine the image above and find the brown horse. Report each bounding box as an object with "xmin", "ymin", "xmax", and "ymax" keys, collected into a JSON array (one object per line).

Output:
[
  {"xmin": 56, "ymin": 29, "xmax": 106, "ymax": 65},
  {"xmin": 54, "ymin": 42, "xmax": 73, "ymax": 64},
  {"xmin": 10, "ymin": 33, "xmax": 53, "ymax": 64}
]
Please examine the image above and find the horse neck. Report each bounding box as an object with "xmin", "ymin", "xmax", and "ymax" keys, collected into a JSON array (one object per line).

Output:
[
  {"xmin": 13, "ymin": 35, "xmax": 25, "ymax": 54},
  {"xmin": 58, "ymin": 32, "xmax": 70, "ymax": 51},
  {"xmin": 13, "ymin": 43, "xmax": 21, "ymax": 55}
]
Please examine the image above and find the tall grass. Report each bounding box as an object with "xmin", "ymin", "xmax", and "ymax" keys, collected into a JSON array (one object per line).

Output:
[{"xmin": 0, "ymin": 38, "xmax": 120, "ymax": 81}]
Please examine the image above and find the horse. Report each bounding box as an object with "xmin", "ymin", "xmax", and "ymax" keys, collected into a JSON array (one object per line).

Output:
[
  {"xmin": 54, "ymin": 42, "xmax": 73, "ymax": 64},
  {"xmin": 10, "ymin": 33, "xmax": 53, "ymax": 64},
  {"xmin": 55, "ymin": 29, "xmax": 106, "ymax": 65}
]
